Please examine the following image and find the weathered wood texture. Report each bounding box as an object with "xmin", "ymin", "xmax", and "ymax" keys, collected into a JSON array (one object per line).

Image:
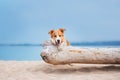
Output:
[{"xmin": 41, "ymin": 40, "xmax": 120, "ymax": 65}]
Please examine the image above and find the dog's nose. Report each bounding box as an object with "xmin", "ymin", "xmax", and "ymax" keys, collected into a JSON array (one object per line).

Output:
[{"xmin": 57, "ymin": 40, "xmax": 60, "ymax": 43}]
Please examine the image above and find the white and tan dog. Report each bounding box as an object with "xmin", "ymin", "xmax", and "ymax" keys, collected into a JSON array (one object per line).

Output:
[{"xmin": 48, "ymin": 28, "xmax": 70, "ymax": 49}]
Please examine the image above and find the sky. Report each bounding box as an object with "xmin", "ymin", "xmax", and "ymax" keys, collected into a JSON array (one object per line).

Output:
[{"xmin": 0, "ymin": 0, "xmax": 120, "ymax": 44}]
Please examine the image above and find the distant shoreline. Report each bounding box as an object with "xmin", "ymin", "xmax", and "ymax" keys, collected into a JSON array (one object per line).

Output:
[{"xmin": 0, "ymin": 41, "xmax": 120, "ymax": 46}]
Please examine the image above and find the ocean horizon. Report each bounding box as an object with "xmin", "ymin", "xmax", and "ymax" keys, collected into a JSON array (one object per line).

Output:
[{"xmin": 0, "ymin": 41, "xmax": 120, "ymax": 46}]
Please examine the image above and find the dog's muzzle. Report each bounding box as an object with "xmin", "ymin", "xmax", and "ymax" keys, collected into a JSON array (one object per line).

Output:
[{"xmin": 55, "ymin": 40, "xmax": 61, "ymax": 45}]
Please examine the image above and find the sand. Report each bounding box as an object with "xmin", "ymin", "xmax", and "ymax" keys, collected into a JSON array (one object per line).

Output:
[{"xmin": 0, "ymin": 61, "xmax": 120, "ymax": 80}]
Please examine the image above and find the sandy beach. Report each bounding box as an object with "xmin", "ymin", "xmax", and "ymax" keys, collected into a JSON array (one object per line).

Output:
[{"xmin": 0, "ymin": 61, "xmax": 120, "ymax": 80}]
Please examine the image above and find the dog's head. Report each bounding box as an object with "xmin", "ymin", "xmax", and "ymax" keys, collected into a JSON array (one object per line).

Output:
[{"xmin": 48, "ymin": 28, "xmax": 66, "ymax": 46}]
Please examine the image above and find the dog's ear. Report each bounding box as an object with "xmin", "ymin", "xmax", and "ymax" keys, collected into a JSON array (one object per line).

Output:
[
  {"xmin": 48, "ymin": 30, "xmax": 54, "ymax": 35},
  {"xmin": 59, "ymin": 28, "xmax": 66, "ymax": 33}
]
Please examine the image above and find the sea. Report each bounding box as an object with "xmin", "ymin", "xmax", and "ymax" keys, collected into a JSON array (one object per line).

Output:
[{"xmin": 0, "ymin": 41, "xmax": 120, "ymax": 61}]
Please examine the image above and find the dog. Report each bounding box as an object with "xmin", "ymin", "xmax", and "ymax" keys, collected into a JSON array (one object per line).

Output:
[
  {"xmin": 48, "ymin": 28, "xmax": 70, "ymax": 47},
  {"xmin": 48, "ymin": 28, "xmax": 80, "ymax": 66}
]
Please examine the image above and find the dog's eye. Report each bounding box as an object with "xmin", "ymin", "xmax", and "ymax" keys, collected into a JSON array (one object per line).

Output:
[
  {"xmin": 59, "ymin": 35, "xmax": 61, "ymax": 37},
  {"xmin": 54, "ymin": 35, "xmax": 57, "ymax": 37}
]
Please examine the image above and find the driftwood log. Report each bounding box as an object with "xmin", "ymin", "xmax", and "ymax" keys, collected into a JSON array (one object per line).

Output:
[{"xmin": 40, "ymin": 40, "xmax": 120, "ymax": 65}]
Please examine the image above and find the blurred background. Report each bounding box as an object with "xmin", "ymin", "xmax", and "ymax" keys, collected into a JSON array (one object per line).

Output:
[{"xmin": 0, "ymin": 0, "xmax": 120, "ymax": 60}]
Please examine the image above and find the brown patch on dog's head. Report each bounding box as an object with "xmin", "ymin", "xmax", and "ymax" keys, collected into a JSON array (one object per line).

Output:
[
  {"xmin": 48, "ymin": 30, "xmax": 54, "ymax": 36},
  {"xmin": 59, "ymin": 28, "xmax": 66, "ymax": 33}
]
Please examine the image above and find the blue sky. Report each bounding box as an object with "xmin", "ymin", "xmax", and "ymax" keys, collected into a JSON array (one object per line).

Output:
[{"xmin": 0, "ymin": 0, "xmax": 120, "ymax": 43}]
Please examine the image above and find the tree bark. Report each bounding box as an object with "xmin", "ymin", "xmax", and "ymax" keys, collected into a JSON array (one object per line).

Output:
[{"xmin": 41, "ymin": 40, "xmax": 120, "ymax": 65}]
